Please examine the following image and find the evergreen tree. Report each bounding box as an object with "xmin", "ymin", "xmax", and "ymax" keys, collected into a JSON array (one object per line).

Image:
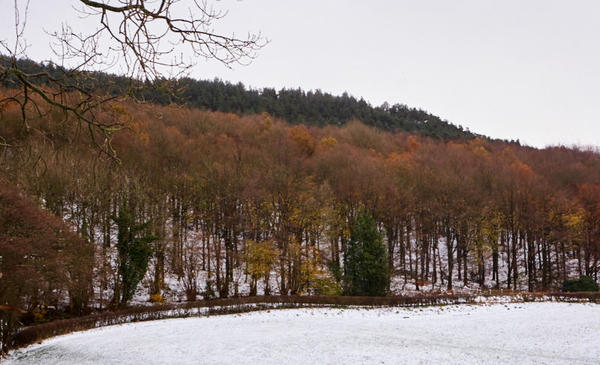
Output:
[
  {"xmin": 343, "ymin": 209, "xmax": 389, "ymax": 296},
  {"xmin": 112, "ymin": 203, "xmax": 157, "ymax": 306}
]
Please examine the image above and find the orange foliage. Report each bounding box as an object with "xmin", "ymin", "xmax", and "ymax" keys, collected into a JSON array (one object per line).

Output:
[
  {"xmin": 406, "ymin": 135, "xmax": 420, "ymax": 152},
  {"xmin": 510, "ymin": 160, "xmax": 535, "ymax": 179},
  {"xmin": 288, "ymin": 125, "xmax": 316, "ymax": 156},
  {"xmin": 5, "ymin": 93, "xmax": 600, "ymax": 300}
]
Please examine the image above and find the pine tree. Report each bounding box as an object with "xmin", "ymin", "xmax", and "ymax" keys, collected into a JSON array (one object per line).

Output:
[{"xmin": 343, "ymin": 209, "xmax": 389, "ymax": 296}]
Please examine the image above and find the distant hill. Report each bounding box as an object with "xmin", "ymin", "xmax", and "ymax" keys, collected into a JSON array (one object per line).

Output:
[{"xmin": 2, "ymin": 57, "xmax": 475, "ymax": 140}]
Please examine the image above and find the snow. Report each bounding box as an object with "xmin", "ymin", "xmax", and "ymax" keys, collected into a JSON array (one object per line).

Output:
[{"xmin": 5, "ymin": 302, "xmax": 600, "ymax": 364}]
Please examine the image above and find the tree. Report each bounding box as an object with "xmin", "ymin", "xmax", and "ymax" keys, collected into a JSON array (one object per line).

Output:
[
  {"xmin": 245, "ymin": 240, "xmax": 279, "ymax": 296},
  {"xmin": 112, "ymin": 202, "xmax": 157, "ymax": 306},
  {"xmin": 0, "ymin": 179, "xmax": 92, "ymax": 352},
  {"xmin": 0, "ymin": 0, "xmax": 265, "ymax": 158},
  {"xmin": 343, "ymin": 209, "xmax": 389, "ymax": 296}
]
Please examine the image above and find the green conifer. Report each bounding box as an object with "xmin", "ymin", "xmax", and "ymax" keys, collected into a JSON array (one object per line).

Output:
[{"xmin": 343, "ymin": 209, "xmax": 389, "ymax": 296}]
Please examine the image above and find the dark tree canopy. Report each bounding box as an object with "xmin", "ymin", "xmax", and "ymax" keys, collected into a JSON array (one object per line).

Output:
[{"xmin": 1, "ymin": 57, "xmax": 474, "ymax": 141}]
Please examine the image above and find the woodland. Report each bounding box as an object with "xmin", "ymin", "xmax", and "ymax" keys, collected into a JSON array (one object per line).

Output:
[
  {"xmin": 1, "ymin": 89, "xmax": 600, "ymax": 316},
  {"xmin": 1, "ymin": 57, "xmax": 475, "ymax": 140}
]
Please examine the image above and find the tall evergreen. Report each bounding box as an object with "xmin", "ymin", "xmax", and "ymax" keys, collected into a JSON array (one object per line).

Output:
[
  {"xmin": 343, "ymin": 209, "xmax": 389, "ymax": 296},
  {"xmin": 112, "ymin": 203, "xmax": 157, "ymax": 306}
]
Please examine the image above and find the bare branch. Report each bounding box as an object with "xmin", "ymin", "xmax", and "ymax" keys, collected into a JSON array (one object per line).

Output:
[{"xmin": 1, "ymin": 0, "xmax": 265, "ymax": 160}]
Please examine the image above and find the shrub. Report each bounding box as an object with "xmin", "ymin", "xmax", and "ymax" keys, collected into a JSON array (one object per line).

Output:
[
  {"xmin": 312, "ymin": 277, "xmax": 342, "ymax": 296},
  {"xmin": 32, "ymin": 308, "xmax": 48, "ymax": 323},
  {"xmin": 150, "ymin": 293, "xmax": 165, "ymax": 304},
  {"xmin": 562, "ymin": 276, "xmax": 599, "ymax": 292}
]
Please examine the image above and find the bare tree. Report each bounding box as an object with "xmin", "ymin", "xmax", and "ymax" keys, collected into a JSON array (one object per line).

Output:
[{"xmin": 0, "ymin": 0, "xmax": 265, "ymax": 158}]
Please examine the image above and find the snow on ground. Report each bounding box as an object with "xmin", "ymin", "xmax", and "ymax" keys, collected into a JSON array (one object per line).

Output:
[{"xmin": 5, "ymin": 302, "xmax": 600, "ymax": 365}]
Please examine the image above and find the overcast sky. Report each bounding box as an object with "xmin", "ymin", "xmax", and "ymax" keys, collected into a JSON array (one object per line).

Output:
[{"xmin": 2, "ymin": 0, "xmax": 599, "ymax": 148}]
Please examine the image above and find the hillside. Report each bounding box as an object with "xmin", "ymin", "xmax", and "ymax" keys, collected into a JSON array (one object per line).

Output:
[
  {"xmin": 2, "ymin": 57, "xmax": 475, "ymax": 140},
  {"xmin": 2, "ymin": 86, "xmax": 600, "ymax": 352},
  {"xmin": 2, "ymin": 92, "xmax": 600, "ymax": 298}
]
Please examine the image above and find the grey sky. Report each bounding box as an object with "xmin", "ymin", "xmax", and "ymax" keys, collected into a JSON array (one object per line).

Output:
[{"xmin": 2, "ymin": 0, "xmax": 599, "ymax": 147}]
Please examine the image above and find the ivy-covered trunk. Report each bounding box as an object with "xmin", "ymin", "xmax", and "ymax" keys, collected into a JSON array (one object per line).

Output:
[{"xmin": 113, "ymin": 203, "xmax": 156, "ymax": 307}]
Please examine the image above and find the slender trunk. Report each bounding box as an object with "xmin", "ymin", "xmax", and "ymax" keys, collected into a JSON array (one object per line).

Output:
[{"xmin": 446, "ymin": 225, "xmax": 454, "ymax": 291}]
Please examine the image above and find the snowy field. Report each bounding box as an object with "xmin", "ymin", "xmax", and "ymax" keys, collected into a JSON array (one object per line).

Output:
[{"xmin": 5, "ymin": 302, "xmax": 600, "ymax": 365}]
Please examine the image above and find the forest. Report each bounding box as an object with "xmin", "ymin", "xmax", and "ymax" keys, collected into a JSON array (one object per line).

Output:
[
  {"xmin": 1, "ymin": 87, "xmax": 600, "ymax": 324},
  {"xmin": 1, "ymin": 57, "xmax": 475, "ymax": 140}
]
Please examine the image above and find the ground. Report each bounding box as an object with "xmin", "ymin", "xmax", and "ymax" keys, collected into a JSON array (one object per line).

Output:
[{"xmin": 5, "ymin": 302, "xmax": 600, "ymax": 364}]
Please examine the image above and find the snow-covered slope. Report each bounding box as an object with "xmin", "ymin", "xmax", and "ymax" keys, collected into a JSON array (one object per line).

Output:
[{"xmin": 5, "ymin": 302, "xmax": 600, "ymax": 364}]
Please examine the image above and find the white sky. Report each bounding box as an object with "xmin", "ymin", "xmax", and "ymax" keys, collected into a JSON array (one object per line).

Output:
[{"xmin": 2, "ymin": 0, "xmax": 599, "ymax": 147}]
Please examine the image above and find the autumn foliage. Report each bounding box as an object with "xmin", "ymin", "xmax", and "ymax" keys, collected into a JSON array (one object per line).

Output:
[
  {"xmin": 0, "ymin": 179, "xmax": 93, "ymax": 351},
  {"xmin": 1, "ymin": 92, "xmax": 600, "ymax": 319}
]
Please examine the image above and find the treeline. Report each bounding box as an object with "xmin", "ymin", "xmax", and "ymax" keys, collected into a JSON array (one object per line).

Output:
[
  {"xmin": 1, "ymin": 93, "xmax": 600, "ymax": 315},
  {"xmin": 1, "ymin": 57, "xmax": 475, "ymax": 139}
]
